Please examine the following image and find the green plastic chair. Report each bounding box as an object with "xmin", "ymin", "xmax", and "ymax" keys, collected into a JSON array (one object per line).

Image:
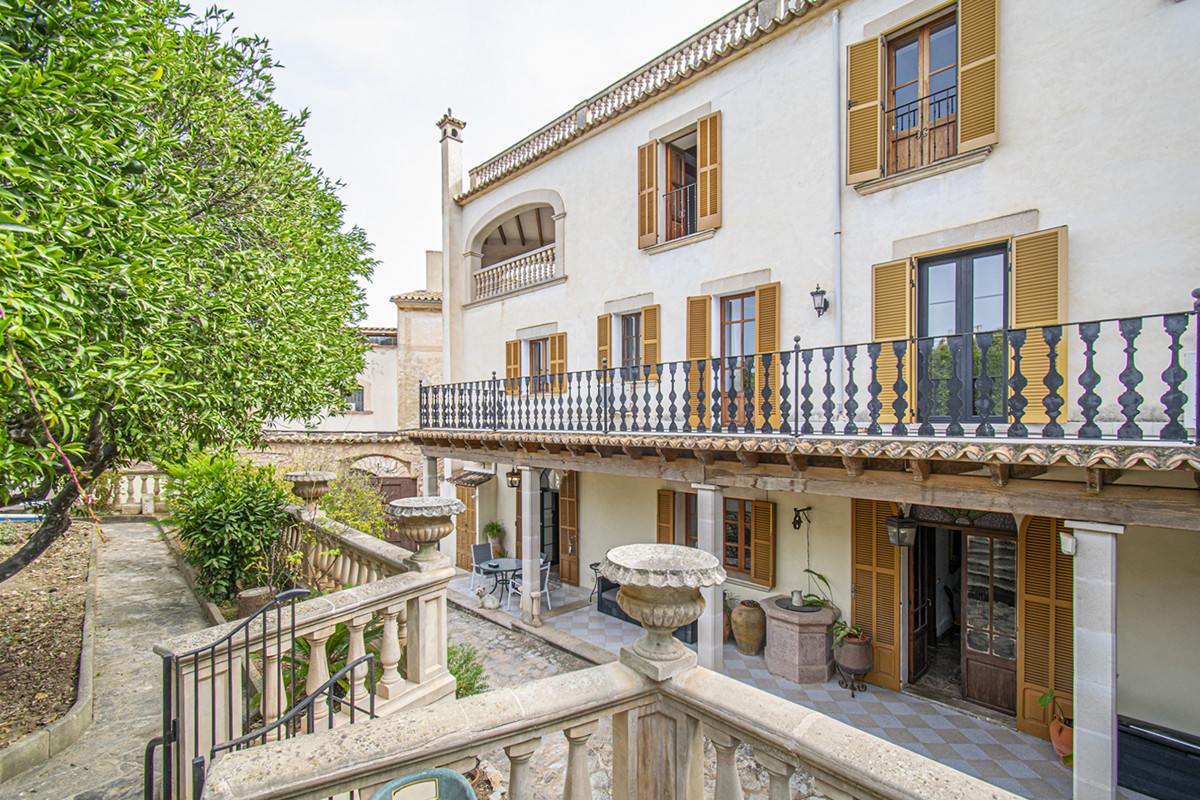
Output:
[{"xmin": 368, "ymin": 767, "xmax": 475, "ymax": 800}]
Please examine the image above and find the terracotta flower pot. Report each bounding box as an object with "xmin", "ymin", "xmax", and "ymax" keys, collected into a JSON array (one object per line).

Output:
[
  {"xmin": 731, "ymin": 599, "xmax": 766, "ymax": 655},
  {"xmin": 1050, "ymin": 717, "xmax": 1074, "ymax": 766},
  {"xmin": 834, "ymin": 635, "xmax": 873, "ymax": 675}
]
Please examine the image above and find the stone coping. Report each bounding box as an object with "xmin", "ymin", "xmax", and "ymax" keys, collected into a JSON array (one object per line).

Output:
[
  {"xmin": 283, "ymin": 507, "xmax": 413, "ymax": 570},
  {"xmin": 0, "ymin": 532, "xmax": 98, "ymax": 784}
]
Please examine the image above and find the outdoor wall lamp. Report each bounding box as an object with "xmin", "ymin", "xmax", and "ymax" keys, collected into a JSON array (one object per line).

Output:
[
  {"xmin": 1059, "ymin": 531, "xmax": 1077, "ymax": 556},
  {"xmin": 506, "ymin": 469, "xmax": 520, "ymax": 489},
  {"xmin": 811, "ymin": 284, "xmax": 829, "ymax": 317},
  {"xmin": 792, "ymin": 506, "xmax": 812, "ymax": 530},
  {"xmin": 884, "ymin": 513, "xmax": 918, "ymax": 547}
]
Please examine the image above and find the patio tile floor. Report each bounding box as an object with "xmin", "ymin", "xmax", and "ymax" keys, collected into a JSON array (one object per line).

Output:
[{"xmin": 449, "ymin": 571, "xmax": 1145, "ymax": 800}]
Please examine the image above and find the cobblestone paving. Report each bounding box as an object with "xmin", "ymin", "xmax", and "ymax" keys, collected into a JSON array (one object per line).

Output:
[{"xmin": 5, "ymin": 522, "xmax": 210, "ymax": 800}]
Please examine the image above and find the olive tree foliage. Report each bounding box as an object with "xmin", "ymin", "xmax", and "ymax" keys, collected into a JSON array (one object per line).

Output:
[{"xmin": 0, "ymin": 1, "xmax": 375, "ymax": 581}]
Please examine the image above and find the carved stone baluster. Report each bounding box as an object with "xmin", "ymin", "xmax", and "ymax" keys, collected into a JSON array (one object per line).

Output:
[
  {"xmin": 262, "ymin": 643, "xmax": 286, "ymax": 739},
  {"xmin": 304, "ymin": 627, "xmax": 334, "ymax": 732},
  {"xmin": 375, "ymin": 605, "xmax": 404, "ymax": 702},
  {"xmin": 140, "ymin": 475, "xmax": 152, "ymax": 514},
  {"xmin": 345, "ymin": 614, "xmax": 371, "ymax": 716},
  {"xmin": 754, "ymin": 752, "xmax": 795, "ymax": 800},
  {"xmin": 564, "ymin": 720, "xmax": 598, "ymax": 800},
  {"xmin": 709, "ymin": 729, "xmax": 744, "ymax": 800},
  {"xmin": 504, "ymin": 737, "xmax": 542, "ymax": 800}
]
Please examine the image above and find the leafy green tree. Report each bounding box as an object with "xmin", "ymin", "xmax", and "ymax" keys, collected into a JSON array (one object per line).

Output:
[{"xmin": 0, "ymin": 1, "xmax": 374, "ymax": 581}]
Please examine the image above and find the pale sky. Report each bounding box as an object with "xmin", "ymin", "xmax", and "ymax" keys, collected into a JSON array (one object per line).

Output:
[{"xmin": 217, "ymin": 0, "xmax": 738, "ymax": 326}]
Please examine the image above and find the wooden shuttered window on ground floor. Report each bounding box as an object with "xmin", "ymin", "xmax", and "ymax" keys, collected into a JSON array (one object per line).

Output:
[
  {"xmin": 1017, "ymin": 515, "xmax": 1074, "ymax": 740},
  {"xmin": 851, "ymin": 498, "xmax": 903, "ymax": 691},
  {"xmin": 749, "ymin": 500, "xmax": 775, "ymax": 588},
  {"xmin": 656, "ymin": 489, "xmax": 675, "ymax": 544},
  {"xmin": 559, "ymin": 471, "xmax": 579, "ymax": 586},
  {"xmin": 1010, "ymin": 227, "xmax": 1067, "ymax": 425}
]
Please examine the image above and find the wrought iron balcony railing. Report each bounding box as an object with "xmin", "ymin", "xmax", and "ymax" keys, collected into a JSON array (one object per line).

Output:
[
  {"xmin": 886, "ymin": 85, "xmax": 958, "ymax": 174},
  {"xmin": 664, "ymin": 183, "xmax": 698, "ymax": 241},
  {"xmin": 421, "ymin": 306, "xmax": 1200, "ymax": 444}
]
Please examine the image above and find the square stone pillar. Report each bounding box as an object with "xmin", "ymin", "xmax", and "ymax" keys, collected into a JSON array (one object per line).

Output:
[
  {"xmin": 1065, "ymin": 519, "xmax": 1123, "ymax": 800},
  {"xmin": 422, "ymin": 456, "xmax": 439, "ymax": 498},
  {"xmin": 693, "ymin": 483, "xmax": 724, "ymax": 672},
  {"xmin": 519, "ymin": 466, "xmax": 540, "ymax": 625}
]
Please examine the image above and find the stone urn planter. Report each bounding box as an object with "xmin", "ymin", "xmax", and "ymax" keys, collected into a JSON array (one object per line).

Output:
[
  {"xmin": 599, "ymin": 543, "xmax": 725, "ymax": 680},
  {"xmin": 731, "ymin": 599, "xmax": 766, "ymax": 656},
  {"xmin": 283, "ymin": 470, "xmax": 336, "ymax": 519},
  {"xmin": 384, "ymin": 496, "xmax": 465, "ymax": 572}
]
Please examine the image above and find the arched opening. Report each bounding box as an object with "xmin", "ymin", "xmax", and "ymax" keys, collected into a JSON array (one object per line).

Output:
[
  {"xmin": 467, "ymin": 192, "xmax": 564, "ymax": 302},
  {"xmin": 480, "ymin": 205, "xmax": 556, "ymax": 268}
]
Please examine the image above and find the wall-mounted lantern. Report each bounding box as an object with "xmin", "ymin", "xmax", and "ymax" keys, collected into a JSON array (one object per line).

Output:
[
  {"xmin": 506, "ymin": 469, "xmax": 520, "ymax": 489},
  {"xmin": 884, "ymin": 513, "xmax": 918, "ymax": 547},
  {"xmin": 811, "ymin": 284, "xmax": 830, "ymax": 318}
]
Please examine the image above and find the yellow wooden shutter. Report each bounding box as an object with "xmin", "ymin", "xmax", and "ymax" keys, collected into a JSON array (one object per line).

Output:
[
  {"xmin": 1011, "ymin": 227, "xmax": 1067, "ymax": 425},
  {"xmin": 1017, "ymin": 516, "xmax": 1074, "ymax": 740},
  {"xmin": 548, "ymin": 331, "xmax": 567, "ymax": 394},
  {"xmin": 697, "ymin": 111, "xmax": 722, "ymax": 231},
  {"xmin": 749, "ymin": 501, "xmax": 775, "ymax": 588},
  {"xmin": 846, "ymin": 37, "xmax": 883, "ymax": 184},
  {"xmin": 455, "ymin": 485, "xmax": 477, "ymax": 567},
  {"xmin": 686, "ymin": 295, "xmax": 711, "ymax": 428},
  {"xmin": 958, "ymin": 0, "xmax": 1000, "ymax": 152},
  {"xmin": 642, "ymin": 304, "xmax": 661, "ymax": 380},
  {"xmin": 597, "ymin": 313, "xmax": 612, "ymax": 371},
  {"xmin": 656, "ymin": 489, "xmax": 675, "ymax": 545},
  {"xmin": 851, "ymin": 498, "xmax": 902, "ymax": 691},
  {"xmin": 753, "ymin": 282, "xmax": 782, "ymax": 431},
  {"xmin": 505, "ymin": 339, "xmax": 521, "ymax": 396},
  {"xmin": 637, "ymin": 140, "xmax": 658, "ymax": 248},
  {"xmin": 513, "ymin": 472, "xmax": 522, "ymax": 559},
  {"xmin": 559, "ymin": 471, "xmax": 579, "ymax": 586},
  {"xmin": 871, "ymin": 260, "xmax": 914, "ymax": 425}
]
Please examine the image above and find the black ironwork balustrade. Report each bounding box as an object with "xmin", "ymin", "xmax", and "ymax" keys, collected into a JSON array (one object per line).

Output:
[
  {"xmin": 420, "ymin": 304, "xmax": 1200, "ymax": 444},
  {"xmin": 664, "ymin": 183, "xmax": 698, "ymax": 241},
  {"xmin": 885, "ymin": 85, "xmax": 958, "ymax": 175}
]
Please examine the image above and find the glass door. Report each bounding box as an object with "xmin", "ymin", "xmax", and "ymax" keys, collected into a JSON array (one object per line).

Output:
[{"xmin": 961, "ymin": 532, "xmax": 1017, "ymax": 714}]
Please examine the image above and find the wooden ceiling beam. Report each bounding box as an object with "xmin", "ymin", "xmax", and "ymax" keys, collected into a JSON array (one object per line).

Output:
[
  {"xmin": 519, "ymin": 441, "xmax": 542, "ymax": 454},
  {"xmin": 565, "ymin": 443, "xmax": 589, "ymax": 457},
  {"xmin": 1010, "ymin": 465, "xmax": 1048, "ymax": 480},
  {"xmin": 786, "ymin": 454, "xmax": 808, "ymax": 472},
  {"xmin": 543, "ymin": 442, "xmax": 564, "ymax": 455},
  {"xmin": 842, "ymin": 456, "xmax": 865, "ymax": 478},
  {"xmin": 989, "ymin": 463, "xmax": 1010, "ymax": 488},
  {"xmin": 593, "ymin": 445, "xmax": 615, "ymax": 459},
  {"xmin": 693, "ymin": 449, "xmax": 715, "ymax": 467},
  {"xmin": 1086, "ymin": 467, "xmax": 1122, "ymax": 494},
  {"xmin": 515, "ymin": 214, "xmax": 527, "ymax": 247},
  {"xmin": 498, "ymin": 440, "xmax": 518, "ymax": 452},
  {"xmin": 623, "ymin": 445, "xmax": 644, "ymax": 460},
  {"xmin": 656, "ymin": 447, "xmax": 677, "ymax": 463},
  {"xmin": 737, "ymin": 451, "xmax": 759, "ymax": 469},
  {"xmin": 535, "ymin": 207, "xmax": 546, "ymax": 247},
  {"xmin": 497, "ymin": 224, "xmax": 507, "ymax": 245},
  {"xmin": 909, "ymin": 459, "xmax": 931, "ymax": 482}
]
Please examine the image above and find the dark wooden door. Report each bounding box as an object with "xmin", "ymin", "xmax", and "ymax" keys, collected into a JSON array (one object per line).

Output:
[
  {"xmin": 908, "ymin": 527, "xmax": 937, "ymax": 682},
  {"xmin": 372, "ymin": 476, "xmax": 418, "ymax": 551},
  {"xmin": 961, "ymin": 531, "xmax": 1018, "ymax": 714}
]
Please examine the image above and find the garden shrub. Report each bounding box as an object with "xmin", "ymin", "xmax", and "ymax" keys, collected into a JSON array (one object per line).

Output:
[
  {"xmin": 167, "ymin": 453, "xmax": 290, "ymax": 603},
  {"xmin": 448, "ymin": 641, "xmax": 489, "ymax": 698},
  {"xmin": 317, "ymin": 469, "xmax": 389, "ymax": 539}
]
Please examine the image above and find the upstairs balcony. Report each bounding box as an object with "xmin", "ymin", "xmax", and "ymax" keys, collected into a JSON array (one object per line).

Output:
[
  {"xmin": 473, "ymin": 243, "xmax": 558, "ymax": 301},
  {"xmin": 421, "ymin": 307, "xmax": 1200, "ymax": 449}
]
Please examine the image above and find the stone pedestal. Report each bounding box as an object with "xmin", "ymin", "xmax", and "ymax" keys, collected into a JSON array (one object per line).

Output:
[{"xmin": 762, "ymin": 596, "xmax": 840, "ymax": 684}]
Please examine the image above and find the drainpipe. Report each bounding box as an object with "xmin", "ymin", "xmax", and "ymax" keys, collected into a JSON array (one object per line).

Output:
[{"xmin": 832, "ymin": 8, "xmax": 844, "ymax": 353}]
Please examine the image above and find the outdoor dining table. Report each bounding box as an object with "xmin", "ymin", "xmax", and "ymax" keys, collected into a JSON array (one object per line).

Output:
[{"xmin": 477, "ymin": 557, "xmax": 522, "ymax": 599}]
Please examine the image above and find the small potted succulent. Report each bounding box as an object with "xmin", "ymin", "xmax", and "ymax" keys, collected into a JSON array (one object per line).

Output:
[{"xmin": 1039, "ymin": 689, "xmax": 1074, "ymax": 767}]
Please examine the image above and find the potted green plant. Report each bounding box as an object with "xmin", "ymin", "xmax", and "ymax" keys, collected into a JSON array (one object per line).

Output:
[
  {"xmin": 797, "ymin": 568, "xmax": 834, "ymax": 610},
  {"xmin": 1039, "ymin": 689, "xmax": 1074, "ymax": 767},
  {"xmin": 483, "ymin": 521, "xmax": 506, "ymax": 557},
  {"xmin": 830, "ymin": 619, "xmax": 872, "ymax": 696}
]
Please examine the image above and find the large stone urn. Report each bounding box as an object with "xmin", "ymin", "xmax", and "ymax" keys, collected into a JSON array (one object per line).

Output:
[
  {"xmin": 599, "ymin": 544, "xmax": 725, "ymax": 680},
  {"xmin": 283, "ymin": 470, "xmax": 336, "ymax": 519},
  {"xmin": 384, "ymin": 496, "xmax": 465, "ymax": 572}
]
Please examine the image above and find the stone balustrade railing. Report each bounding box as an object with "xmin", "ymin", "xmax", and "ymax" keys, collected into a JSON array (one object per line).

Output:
[
  {"xmin": 112, "ymin": 469, "xmax": 169, "ymax": 515},
  {"xmin": 473, "ymin": 243, "xmax": 557, "ymax": 301},
  {"xmin": 463, "ymin": 1, "xmax": 816, "ymax": 197},
  {"xmin": 154, "ymin": 558, "xmax": 456, "ymax": 798},
  {"xmin": 199, "ymin": 659, "xmax": 1020, "ymax": 800},
  {"xmin": 278, "ymin": 507, "xmax": 412, "ymax": 592}
]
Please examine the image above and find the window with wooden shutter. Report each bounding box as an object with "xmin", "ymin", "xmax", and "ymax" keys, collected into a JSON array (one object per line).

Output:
[
  {"xmin": 847, "ymin": 37, "xmax": 883, "ymax": 183},
  {"xmin": 597, "ymin": 313, "xmax": 612, "ymax": 376},
  {"xmin": 696, "ymin": 111, "xmax": 722, "ymax": 231},
  {"xmin": 505, "ymin": 339, "xmax": 521, "ymax": 396},
  {"xmin": 1010, "ymin": 227, "xmax": 1067, "ymax": 424},
  {"xmin": 548, "ymin": 331, "xmax": 567, "ymax": 394},
  {"xmin": 851, "ymin": 498, "xmax": 902, "ymax": 691},
  {"xmin": 958, "ymin": 0, "xmax": 999, "ymax": 152},
  {"xmin": 656, "ymin": 489, "xmax": 675, "ymax": 545},
  {"xmin": 642, "ymin": 304, "xmax": 660, "ymax": 380},
  {"xmin": 871, "ymin": 260, "xmax": 915, "ymax": 425},
  {"xmin": 686, "ymin": 295, "xmax": 711, "ymax": 428},
  {"xmin": 637, "ymin": 140, "xmax": 658, "ymax": 248},
  {"xmin": 753, "ymin": 282, "xmax": 781, "ymax": 431},
  {"xmin": 749, "ymin": 500, "xmax": 775, "ymax": 588},
  {"xmin": 559, "ymin": 471, "xmax": 579, "ymax": 586},
  {"xmin": 1017, "ymin": 516, "xmax": 1074, "ymax": 740}
]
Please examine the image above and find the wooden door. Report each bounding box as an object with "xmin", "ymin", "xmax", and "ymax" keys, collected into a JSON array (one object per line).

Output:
[
  {"xmin": 559, "ymin": 471, "xmax": 579, "ymax": 586},
  {"xmin": 851, "ymin": 498, "xmax": 902, "ymax": 691},
  {"xmin": 908, "ymin": 527, "xmax": 937, "ymax": 682},
  {"xmin": 454, "ymin": 485, "xmax": 476, "ymax": 570},
  {"xmin": 961, "ymin": 530, "xmax": 1018, "ymax": 714},
  {"xmin": 374, "ymin": 476, "xmax": 418, "ymax": 551}
]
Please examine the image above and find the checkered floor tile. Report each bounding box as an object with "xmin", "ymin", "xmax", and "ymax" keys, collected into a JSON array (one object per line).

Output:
[{"xmin": 451, "ymin": 569, "xmax": 1144, "ymax": 800}]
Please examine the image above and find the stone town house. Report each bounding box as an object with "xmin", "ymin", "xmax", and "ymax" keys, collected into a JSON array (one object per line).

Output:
[{"xmin": 413, "ymin": 1, "xmax": 1200, "ymax": 797}]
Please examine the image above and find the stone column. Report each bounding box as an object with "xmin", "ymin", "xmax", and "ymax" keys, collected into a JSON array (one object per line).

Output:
[
  {"xmin": 422, "ymin": 456, "xmax": 439, "ymax": 498},
  {"xmin": 692, "ymin": 483, "xmax": 725, "ymax": 672},
  {"xmin": 519, "ymin": 465, "xmax": 540, "ymax": 626},
  {"xmin": 504, "ymin": 737, "xmax": 541, "ymax": 800},
  {"xmin": 1065, "ymin": 520, "xmax": 1123, "ymax": 800}
]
